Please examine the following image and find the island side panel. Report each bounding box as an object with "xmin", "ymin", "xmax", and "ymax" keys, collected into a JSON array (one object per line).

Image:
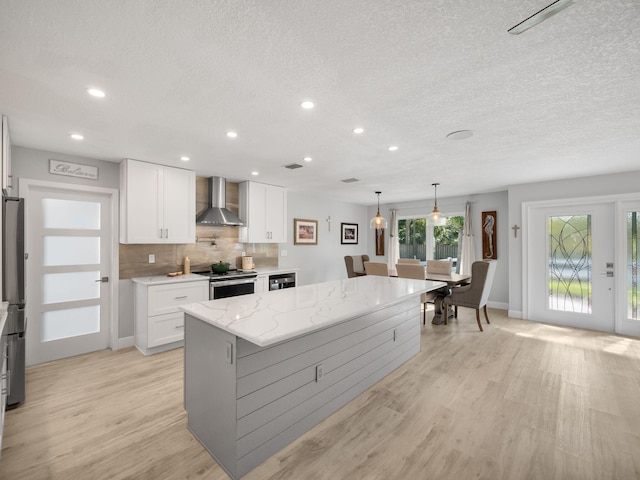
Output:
[
  {"xmin": 184, "ymin": 314, "xmax": 238, "ymax": 479},
  {"xmin": 234, "ymin": 297, "xmax": 421, "ymax": 477}
]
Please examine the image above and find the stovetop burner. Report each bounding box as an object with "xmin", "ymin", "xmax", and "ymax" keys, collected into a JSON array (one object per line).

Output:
[{"xmin": 193, "ymin": 269, "xmax": 257, "ymax": 280}]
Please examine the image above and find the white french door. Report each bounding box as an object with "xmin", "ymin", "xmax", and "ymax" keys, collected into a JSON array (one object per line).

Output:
[
  {"xmin": 24, "ymin": 182, "xmax": 115, "ymax": 365},
  {"xmin": 526, "ymin": 197, "xmax": 640, "ymax": 337}
]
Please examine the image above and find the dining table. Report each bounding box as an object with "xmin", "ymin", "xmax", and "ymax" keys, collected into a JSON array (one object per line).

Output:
[{"xmin": 424, "ymin": 272, "xmax": 471, "ymax": 325}]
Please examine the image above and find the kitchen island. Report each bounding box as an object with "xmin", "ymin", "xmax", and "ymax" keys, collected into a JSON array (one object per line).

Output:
[{"xmin": 181, "ymin": 275, "xmax": 445, "ymax": 480}]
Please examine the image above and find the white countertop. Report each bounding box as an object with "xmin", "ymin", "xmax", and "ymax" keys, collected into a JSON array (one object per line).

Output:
[
  {"xmin": 181, "ymin": 276, "xmax": 446, "ymax": 347},
  {"xmin": 131, "ymin": 274, "xmax": 209, "ymax": 286}
]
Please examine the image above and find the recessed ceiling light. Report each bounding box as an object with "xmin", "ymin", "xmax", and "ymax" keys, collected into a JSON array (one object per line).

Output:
[
  {"xmin": 69, "ymin": 133, "xmax": 84, "ymax": 140},
  {"xmin": 180, "ymin": 156, "xmax": 190, "ymax": 161},
  {"xmin": 388, "ymin": 145, "xmax": 399, "ymax": 152},
  {"xmin": 446, "ymin": 130, "xmax": 474, "ymax": 140},
  {"xmin": 303, "ymin": 157, "xmax": 313, "ymax": 162},
  {"xmin": 353, "ymin": 127, "xmax": 364, "ymax": 134},
  {"xmin": 226, "ymin": 131, "xmax": 238, "ymax": 138},
  {"xmin": 301, "ymin": 100, "xmax": 315, "ymax": 109},
  {"xmin": 86, "ymin": 88, "xmax": 106, "ymax": 98},
  {"xmin": 251, "ymin": 171, "xmax": 259, "ymax": 176}
]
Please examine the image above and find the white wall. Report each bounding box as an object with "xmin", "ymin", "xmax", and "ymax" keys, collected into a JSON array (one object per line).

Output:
[
  {"xmin": 508, "ymin": 169, "xmax": 640, "ymax": 317},
  {"xmin": 10, "ymin": 147, "xmax": 132, "ymax": 339},
  {"xmin": 279, "ymin": 191, "xmax": 369, "ymax": 286},
  {"xmin": 368, "ymin": 190, "xmax": 510, "ymax": 308}
]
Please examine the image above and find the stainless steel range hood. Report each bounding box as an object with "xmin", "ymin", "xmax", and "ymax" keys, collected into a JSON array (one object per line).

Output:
[{"xmin": 196, "ymin": 177, "xmax": 244, "ymax": 226}]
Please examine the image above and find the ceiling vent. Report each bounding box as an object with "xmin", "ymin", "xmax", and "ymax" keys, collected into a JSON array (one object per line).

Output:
[
  {"xmin": 284, "ymin": 163, "xmax": 303, "ymax": 170},
  {"xmin": 341, "ymin": 178, "xmax": 359, "ymax": 183}
]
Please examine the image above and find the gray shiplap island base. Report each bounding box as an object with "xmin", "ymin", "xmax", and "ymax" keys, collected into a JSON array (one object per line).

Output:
[{"xmin": 181, "ymin": 275, "xmax": 445, "ymax": 480}]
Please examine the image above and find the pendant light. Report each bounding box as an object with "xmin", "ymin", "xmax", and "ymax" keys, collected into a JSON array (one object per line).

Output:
[
  {"xmin": 370, "ymin": 191, "xmax": 388, "ymax": 229},
  {"xmin": 428, "ymin": 183, "xmax": 446, "ymax": 226}
]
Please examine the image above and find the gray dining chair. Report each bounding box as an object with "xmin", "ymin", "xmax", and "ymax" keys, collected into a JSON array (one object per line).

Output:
[
  {"xmin": 443, "ymin": 260, "xmax": 497, "ymax": 331},
  {"xmin": 344, "ymin": 254, "xmax": 369, "ymax": 278}
]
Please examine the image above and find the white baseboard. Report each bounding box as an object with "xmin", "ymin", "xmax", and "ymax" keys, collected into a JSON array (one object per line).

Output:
[
  {"xmin": 113, "ymin": 336, "xmax": 134, "ymax": 350},
  {"xmin": 488, "ymin": 301, "xmax": 508, "ymax": 310},
  {"xmin": 508, "ymin": 310, "xmax": 523, "ymax": 319}
]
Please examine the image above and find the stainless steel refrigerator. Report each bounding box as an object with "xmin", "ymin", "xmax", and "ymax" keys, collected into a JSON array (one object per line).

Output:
[{"xmin": 2, "ymin": 196, "xmax": 25, "ymax": 408}]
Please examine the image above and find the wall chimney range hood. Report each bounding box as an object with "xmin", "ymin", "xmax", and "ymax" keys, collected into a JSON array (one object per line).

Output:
[{"xmin": 196, "ymin": 177, "xmax": 244, "ymax": 226}]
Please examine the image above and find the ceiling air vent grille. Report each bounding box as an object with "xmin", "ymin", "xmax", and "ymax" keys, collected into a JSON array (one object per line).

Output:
[
  {"xmin": 284, "ymin": 163, "xmax": 303, "ymax": 170},
  {"xmin": 341, "ymin": 178, "xmax": 359, "ymax": 183}
]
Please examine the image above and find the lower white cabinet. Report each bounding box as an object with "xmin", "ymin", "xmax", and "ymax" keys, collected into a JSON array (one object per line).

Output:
[{"xmin": 134, "ymin": 278, "xmax": 208, "ymax": 355}]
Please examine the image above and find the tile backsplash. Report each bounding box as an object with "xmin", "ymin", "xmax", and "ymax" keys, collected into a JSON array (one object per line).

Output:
[{"xmin": 119, "ymin": 178, "xmax": 278, "ymax": 279}]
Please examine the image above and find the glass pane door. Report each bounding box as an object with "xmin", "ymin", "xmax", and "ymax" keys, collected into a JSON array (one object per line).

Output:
[
  {"xmin": 26, "ymin": 187, "xmax": 112, "ymax": 365},
  {"xmin": 528, "ymin": 203, "xmax": 615, "ymax": 332}
]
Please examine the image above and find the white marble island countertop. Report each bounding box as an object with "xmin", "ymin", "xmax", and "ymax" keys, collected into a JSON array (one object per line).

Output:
[{"xmin": 181, "ymin": 275, "xmax": 445, "ymax": 347}]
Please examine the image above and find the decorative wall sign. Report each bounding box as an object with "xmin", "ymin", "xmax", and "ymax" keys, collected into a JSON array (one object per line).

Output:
[
  {"xmin": 49, "ymin": 159, "xmax": 99, "ymax": 180},
  {"xmin": 294, "ymin": 218, "xmax": 318, "ymax": 245},
  {"xmin": 341, "ymin": 223, "xmax": 358, "ymax": 244},
  {"xmin": 375, "ymin": 228, "xmax": 385, "ymax": 256},
  {"xmin": 482, "ymin": 211, "xmax": 497, "ymax": 259}
]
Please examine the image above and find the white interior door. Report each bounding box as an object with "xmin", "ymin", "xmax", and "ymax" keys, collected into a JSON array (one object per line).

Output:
[
  {"xmin": 528, "ymin": 203, "xmax": 615, "ymax": 332},
  {"xmin": 25, "ymin": 185, "xmax": 113, "ymax": 365}
]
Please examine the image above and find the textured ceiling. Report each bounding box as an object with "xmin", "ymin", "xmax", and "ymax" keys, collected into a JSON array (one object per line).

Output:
[{"xmin": 1, "ymin": 0, "xmax": 639, "ymax": 205}]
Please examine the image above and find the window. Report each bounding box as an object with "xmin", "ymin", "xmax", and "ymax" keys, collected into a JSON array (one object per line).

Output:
[{"xmin": 398, "ymin": 216, "xmax": 464, "ymax": 270}]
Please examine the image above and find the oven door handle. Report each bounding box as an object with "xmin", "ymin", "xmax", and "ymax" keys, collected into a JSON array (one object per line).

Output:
[{"xmin": 210, "ymin": 278, "xmax": 257, "ymax": 287}]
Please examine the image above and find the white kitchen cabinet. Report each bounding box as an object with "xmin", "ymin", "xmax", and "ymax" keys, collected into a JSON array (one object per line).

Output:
[
  {"xmin": 120, "ymin": 158, "xmax": 195, "ymax": 244},
  {"xmin": 238, "ymin": 181, "xmax": 287, "ymax": 243},
  {"xmin": 133, "ymin": 277, "xmax": 208, "ymax": 355}
]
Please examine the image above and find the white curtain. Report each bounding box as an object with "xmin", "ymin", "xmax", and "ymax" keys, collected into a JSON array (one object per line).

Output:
[
  {"xmin": 459, "ymin": 201, "xmax": 475, "ymax": 276},
  {"xmin": 388, "ymin": 209, "xmax": 399, "ymax": 275}
]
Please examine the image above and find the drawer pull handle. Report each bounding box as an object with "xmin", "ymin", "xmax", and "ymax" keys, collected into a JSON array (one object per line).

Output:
[
  {"xmin": 175, "ymin": 325, "xmax": 184, "ymax": 329},
  {"xmin": 175, "ymin": 296, "xmax": 188, "ymax": 299}
]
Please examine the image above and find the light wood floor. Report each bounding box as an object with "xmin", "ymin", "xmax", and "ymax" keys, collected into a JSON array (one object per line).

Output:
[{"xmin": 2, "ymin": 308, "xmax": 640, "ymax": 480}]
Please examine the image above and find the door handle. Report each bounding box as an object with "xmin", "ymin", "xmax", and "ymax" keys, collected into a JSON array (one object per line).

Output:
[{"xmin": 95, "ymin": 277, "xmax": 109, "ymax": 283}]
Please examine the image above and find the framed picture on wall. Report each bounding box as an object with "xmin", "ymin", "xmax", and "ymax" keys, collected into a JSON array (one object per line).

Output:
[
  {"xmin": 482, "ymin": 211, "xmax": 497, "ymax": 259},
  {"xmin": 341, "ymin": 223, "xmax": 358, "ymax": 244},
  {"xmin": 294, "ymin": 218, "xmax": 318, "ymax": 245}
]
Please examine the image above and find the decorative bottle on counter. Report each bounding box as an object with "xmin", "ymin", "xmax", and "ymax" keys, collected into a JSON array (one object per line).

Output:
[{"xmin": 184, "ymin": 256, "xmax": 191, "ymax": 275}]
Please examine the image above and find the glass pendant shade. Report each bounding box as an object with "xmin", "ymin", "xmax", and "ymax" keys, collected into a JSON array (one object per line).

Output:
[
  {"xmin": 427, "ymin": 183, "xmax": 446, "ymax": 226},
  {"xmin": 370, "ymin": 191, "xmax": 388, "ymax": 229}
]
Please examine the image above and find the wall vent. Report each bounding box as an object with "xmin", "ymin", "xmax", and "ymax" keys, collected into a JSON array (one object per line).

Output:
[
  {"xmin": 341, "ymin": 178, "xmax": 359, "ymax": 183},
  {"xmin": 284, "ymin": 163, "xmax": 303, "ymax": 170}
]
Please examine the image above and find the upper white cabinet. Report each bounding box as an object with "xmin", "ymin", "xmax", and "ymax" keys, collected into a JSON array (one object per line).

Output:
[
  {"xmin": 120, "ymin": 158, "xmax": 195, "ymax": 244},
  {"xmin": 239, "ymin": 181, "xmax": 287, "ymax": 243},
  {"xmin": 1, "ymin": 115, "xmax": 12, "ymax": 195}
]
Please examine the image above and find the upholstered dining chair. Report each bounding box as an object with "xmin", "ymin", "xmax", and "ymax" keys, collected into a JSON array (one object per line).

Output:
[
  {"xmin": 344, "ymin": 254, "xmax": 369, "ymax": 278},
  {"xmin": 395, "ymin": 263, "xmax": 433, "ymax": 324},
  {"xmin": 363, "ymin": 261, "xmax": 389, "ymax": 276},
  {"xmin": 443, "ymin": 260, "xmax": 497, "ymax": 332},
  {"xmin": 397, "ymin": 258, "xmax": 421, "ymax": 265},
  {"xmin": 426, "ymin": 259, "xmax": 453, "ymax": 275}
]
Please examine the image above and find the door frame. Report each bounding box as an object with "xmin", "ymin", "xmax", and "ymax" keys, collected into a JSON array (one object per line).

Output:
[
  {"xmin": 19, "ymin": 178, "xmax": 120, "ymax": 349},
  {"xmin": 522, "ymin": 192, "xmax": 640, "ymax": 335}
]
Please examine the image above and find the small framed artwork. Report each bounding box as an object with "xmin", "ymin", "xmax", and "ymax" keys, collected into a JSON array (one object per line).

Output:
[
  {"xmin": 341, "ymin": 223, "xmax": 358, "ymax": 244},
  {"xmin": 482, "ymin": 211, "xmax": 497, "ymax": 259},
  {"xmin": 294, "ymin": 218, "xmax": 318, "ymax": 245}
]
